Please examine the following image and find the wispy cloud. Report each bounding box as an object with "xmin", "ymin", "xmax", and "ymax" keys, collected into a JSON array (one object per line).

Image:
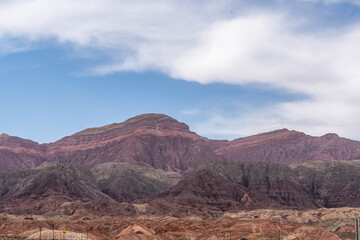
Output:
[
  {"xmin": 0, "ymin": 0, "xmax": 228, "ymax": 57},
  {"xmin": 181, "ymin": 109, "xmax": 201, "ymax": 116},
  {"xmin": 1, "ymin": 0, "xmax": 360, "ymax": 138}
]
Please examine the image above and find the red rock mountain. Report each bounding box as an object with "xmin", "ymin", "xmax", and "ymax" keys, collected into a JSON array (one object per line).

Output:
[
  {"xmin": 0, "ymin": 114, "xmax": 219, "ymax": 172},
  {"xmin": 1, "ymin": 114, "xmax": 360, "ymax": 171},
  {"xmin": 215, "ymin": 129, "xmax": 360, "ymax": 165},
  {"xmin": 44, "ymin": 114, "xmax": 218, "ymax": 173},
  {"xmin": 0, "ymin": 134, "xmax": 45, "ymax": 169}
]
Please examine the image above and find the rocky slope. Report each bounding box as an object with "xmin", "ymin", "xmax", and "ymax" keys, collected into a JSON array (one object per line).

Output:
[
  {"xmin": 0, "ymin": 162, "xmax": 113, "ymax": 214},
  {"xmin": 0, "ymin": 134, "xmax": 45, "ymax": 169},
  {"xmin": 214, "ymin": 129, "xmax": 360, "ymax": 165},
  {"xmin": 291, "ymin": 160, "xmax": 360, "ymax": 208},
  {"xmin": 145, "ymin": 161, "xmax": 318, "ymax": 218},
  {"xmin": 91, "ymin": 162, "xmax": 182, "ymax": 202},
  {"xmin": 1, "ymin": 160, "xmax": 360, "ymax": 217},
  {"xmin": 138, "ymin": 160, "xmax": 360, "ymax": 218},
  {"xmin": 0, "ymin": 162, "xmax": 181, "ymax": 215}
]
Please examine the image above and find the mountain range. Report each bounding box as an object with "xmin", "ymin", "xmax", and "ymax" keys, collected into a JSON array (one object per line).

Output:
[
  {"xmin": 1, "ymin": 113, "xmax": 360, "ymax": 217},
  {"xmin": 1, "ymin": 113, "xmax": 360, "ymax": 172}
]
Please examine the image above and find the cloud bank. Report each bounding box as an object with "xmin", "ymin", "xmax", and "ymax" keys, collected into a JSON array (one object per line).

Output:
[{"xmin": 1, "ymin": 0, "xmax": 360, "ymax": 138}]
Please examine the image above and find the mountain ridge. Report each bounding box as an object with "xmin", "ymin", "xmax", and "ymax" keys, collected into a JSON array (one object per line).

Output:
[
  {"xmin": 1, "ymin": 160, "xmax": 360, "ymax": 218},
  {"xmin": 1, "ymin": 113, "xmax": 360, "ymax": 171},
  {"xmin": 0, "ymin": 161, "xmax": 180, "ymax": 215},
  {"xmin": 0, "ymin": 114, "xmax": 218, "ymax": 172},
  {"xmin": 215, "ymin": 128, "xmax": 360, "ymax": 164}
]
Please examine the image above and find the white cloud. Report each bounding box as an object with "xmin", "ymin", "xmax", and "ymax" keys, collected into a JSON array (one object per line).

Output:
[
  {"xmin": 0, "ymin": 0, "xmax": 228, "ymax": 54},
  {"xmin": 196, "ymin": 98, "xmax": 360, "ymax": 140},
  {"xmin": 183, "ymin": 14, "xmax": 360, "ymax": 139},
  {"xmin": 0, "ymin": 38, "xmax": 31, "ymax": 55},
  {"xmin": 1, "ymin": 0, "xmax": 360, "ymax": 138}
]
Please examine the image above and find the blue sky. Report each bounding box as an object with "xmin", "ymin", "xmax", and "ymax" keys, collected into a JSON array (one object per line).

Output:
[{"xmin": 1, "ymin": 0, "xmax": 360, "ymax": 143}]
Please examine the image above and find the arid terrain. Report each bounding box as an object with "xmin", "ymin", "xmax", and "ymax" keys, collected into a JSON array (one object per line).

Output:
[
  {"xmin": 0, "ymin": 208, "xmax": 359, "ymax": 239},
  {"xmin": 1, "ymin": 114, "xmax": 360, "ymax": 239}
]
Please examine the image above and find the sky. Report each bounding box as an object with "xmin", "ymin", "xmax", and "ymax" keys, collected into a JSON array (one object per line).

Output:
[{"xmin": 1, "ymin": 0, "xmax": 360, "ymax": 143}]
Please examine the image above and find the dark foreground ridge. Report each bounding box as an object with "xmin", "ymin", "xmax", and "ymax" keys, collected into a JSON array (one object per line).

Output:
[
  {"xmin": 143, "ymin": 160, "xmax": 360, "ymax": 218},
  {"xmin": 0, "ymin": 162, "xmax": 181, "ymax": 215},
  {"xmin": 1, "ymin": 160, "xmax": 360, "ymax": 218}
]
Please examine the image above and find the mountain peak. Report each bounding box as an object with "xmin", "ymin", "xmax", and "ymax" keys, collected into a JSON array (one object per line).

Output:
[
  {"xmin": 124, "ymin": 113, "xmax": 190, "ymax": 131},
  {"xmin": 233, "ymin": 128, "xmax": 305, "ymax": 143},
  {"xmin": 321, "ymin": 133, "xmax": 340, "ymax": 139},
  {"xmin": 43, "ymin": 113, "xmax": 210, "ymax": 173},
  {"xmin": 0, "ymin": 133, "xmax": 9, "ymax": 138},
  {"xmin": 259, "ymin": 128, "xmax": 303, "ymax": 136},
  {"xmin": 74, "ymin": 113, "xmax": 189, "ymax": 137},
  {"xmin": 268, "ymin": 128, "xmax": 290, "ymax": 133},
  {"xmin": 126, "ymin": 113, "xmax": 175, "ymax": 121}
]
